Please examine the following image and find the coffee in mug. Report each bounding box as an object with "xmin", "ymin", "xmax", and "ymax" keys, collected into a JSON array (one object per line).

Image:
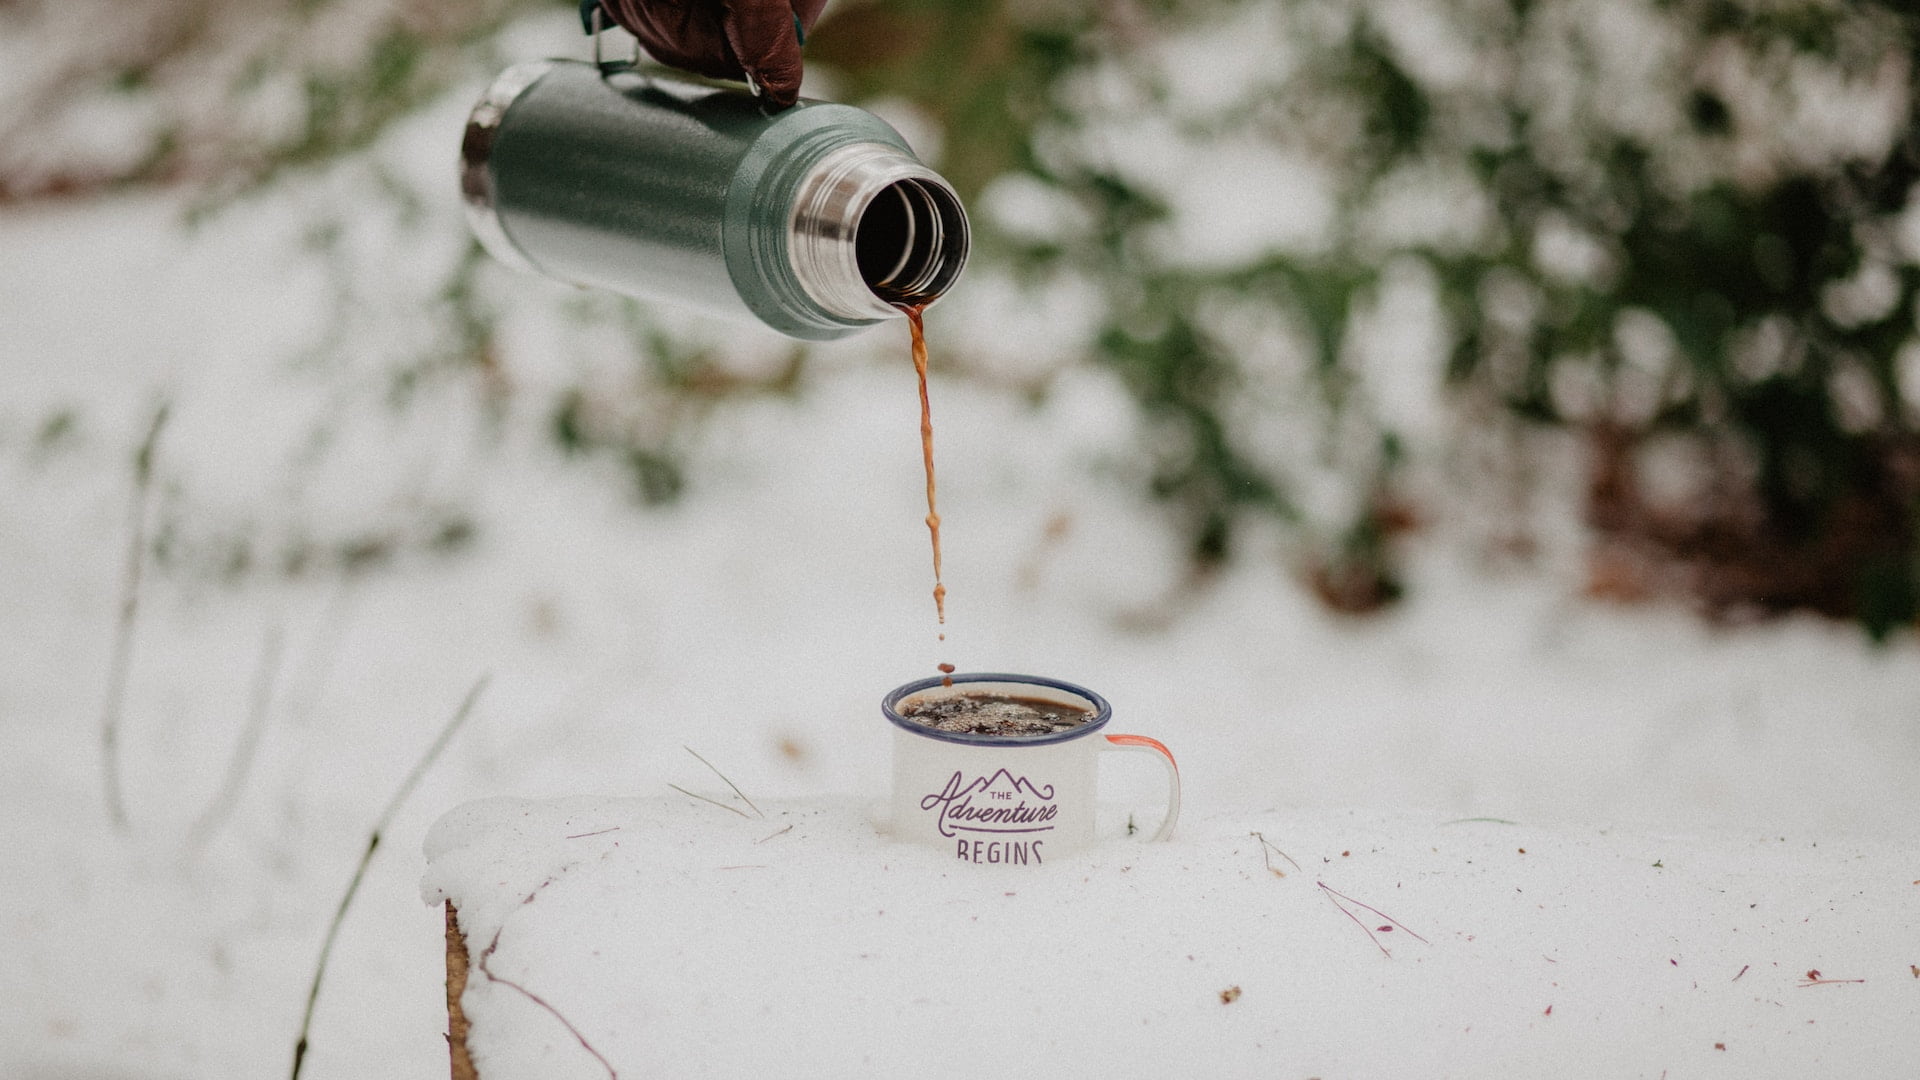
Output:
[{"xmin": 899, "ymin": 692, "xmax": 1094, "ymax": 737}]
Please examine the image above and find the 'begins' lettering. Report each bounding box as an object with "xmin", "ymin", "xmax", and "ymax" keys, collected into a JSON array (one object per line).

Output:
[{"xmin": 955, "ymin": 838, "xmax": 1044, "ymax": 865}]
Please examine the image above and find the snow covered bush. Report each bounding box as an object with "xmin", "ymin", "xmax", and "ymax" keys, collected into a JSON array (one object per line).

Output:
[
  {"xmin": 813, "ymin": 0, "xmax": 1920, "ymax": 630},
  {"xmin": 6, "ymin": 0, "xmax": 1919, "ymax": 632}
]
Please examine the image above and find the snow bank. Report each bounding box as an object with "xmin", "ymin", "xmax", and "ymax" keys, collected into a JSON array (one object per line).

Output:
[{"xmin": 425, "ymin": 795, "xmax": 1920, "ymax": 1079}]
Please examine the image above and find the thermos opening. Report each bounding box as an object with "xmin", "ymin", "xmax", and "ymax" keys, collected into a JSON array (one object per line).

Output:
[
  {"xmin": 788, "ymin": 141, "xmax": 971, "ymax": 322},
  {"xmin": 855, "ymin": 179, "xmax": 967, "ymax": 307}
]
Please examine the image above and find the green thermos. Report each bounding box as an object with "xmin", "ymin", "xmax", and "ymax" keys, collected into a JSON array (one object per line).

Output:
[{"xmin": 460, "ymin": 59, "xmax": 970, "ymax": 341}]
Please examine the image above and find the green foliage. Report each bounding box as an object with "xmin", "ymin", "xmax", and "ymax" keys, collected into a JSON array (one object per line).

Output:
[
  {"xmin": 817, "ymin": 0, "xmax": 1920, "ymax": 628},
  {"xmin": 1415, "ymin": 0, "xmax": 1920, "ymax": 629},
  {"xmin": 815, "ymin": 0, "xmax": 1410, "ymax": 589}
]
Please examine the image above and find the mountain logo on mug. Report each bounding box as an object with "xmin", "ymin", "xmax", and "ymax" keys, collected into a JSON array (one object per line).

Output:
[{"xmin": 919, "ymin": 768, "xmax": 1060, "ymax": 840}]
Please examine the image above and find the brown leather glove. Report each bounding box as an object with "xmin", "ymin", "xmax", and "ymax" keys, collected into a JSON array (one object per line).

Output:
[{"xmin": 598, "ymin": 0, "xmax": 830, "ymax": 110}]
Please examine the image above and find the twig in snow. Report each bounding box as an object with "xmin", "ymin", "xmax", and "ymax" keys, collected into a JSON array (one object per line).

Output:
[
  {"xmin": 1732, "ymin": 964, "xmax": 1749, "ymax": 982},
  {"xmin": 1322, "ymin": 887, "xmax": 1394, "ymax": 958},
  {"xmin": 185, "ymin": 625, "xmax": 285, "ymax": 850},
  {"xmin": 519, "ymin": 875, "xmax": 559, "ymax": 907},
  {"xmin": 755, "ymin": 823, "xmax": 794, "ymax": 844},
  {"xmin": 99, "ymin": 400, "xmax": 169, "ymax": 831},
  {"xmin": 1250, "ymin": 831, "xmax": 1301, "ymax": 876},
  {"xmin": 566, "ymin": 827, "xmax": 621, "ymax": 840},
  {"xmin": 290, "ymin": 674, "xmax": 489, "ymax": 1080},
  {"xmin": 1318, "ymin": 881, "xmax": 1430, "ymax": 944},
  {"xmin": 1318, "ymin": 881, "xmax": 1429, "ymax": 958},
  {"xmin": 1797, "ymin": 969, "xmax": 1864, "ymax": 987},
  {"xmin": 477, "ymin": 926, "xmax": 618, "ymax": 1079},
  {"xmin": 464, "ymin": 875, "xmax": 615, "ymax": 1077},
  {"xmin": 684, "ymin": 745, "xmax": 764, "ymax": 819},
  {"xmin": 667, "ymin": 783, "xmax": 752, "ymax": 819}
]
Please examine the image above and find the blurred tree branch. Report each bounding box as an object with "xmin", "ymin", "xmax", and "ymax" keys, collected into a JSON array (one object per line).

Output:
[{"xmin": 0, "ymin": 0, "xmax": 541, "ymax": 202}]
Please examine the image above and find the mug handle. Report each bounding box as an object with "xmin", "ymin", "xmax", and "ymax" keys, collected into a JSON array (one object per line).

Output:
[{"xmin": 1101, "ymin": 734, "xmax": 1181, "ymax": 842}]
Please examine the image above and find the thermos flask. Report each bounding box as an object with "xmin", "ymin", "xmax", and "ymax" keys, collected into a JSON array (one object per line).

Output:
[{"xmin": 460, "ymin": 59, "xmax": 970, "ymax": 340}]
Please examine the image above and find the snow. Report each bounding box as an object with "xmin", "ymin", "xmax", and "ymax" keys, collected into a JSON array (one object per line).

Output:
[
  {"xmin": 3, "ymin": 27, "xmax": 1920, "ymax": 1080},
  {"xmin": 422, "ymin": 795, "xmax": 1920, "ymax": 1079}
]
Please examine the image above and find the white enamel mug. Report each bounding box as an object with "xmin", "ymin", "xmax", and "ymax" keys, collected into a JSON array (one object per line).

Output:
[{"xmin": 884, "ymin": 673, "xmax": 1181, "ymax": 865}]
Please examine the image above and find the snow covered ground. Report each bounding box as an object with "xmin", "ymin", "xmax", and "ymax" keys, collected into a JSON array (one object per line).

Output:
[
  {"xmin": 424, "ymin": 796, "xmax": 1920, "ymax": 1079},
  {"xmin": 4, "ymin": 66, "xmax": 1920, "ymax": 1080}
]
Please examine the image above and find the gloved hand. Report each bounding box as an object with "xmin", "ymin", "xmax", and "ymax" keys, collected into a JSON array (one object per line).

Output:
[{"xmin": 594, "ymin": 0, "xmax": 831, "ymax": 110}]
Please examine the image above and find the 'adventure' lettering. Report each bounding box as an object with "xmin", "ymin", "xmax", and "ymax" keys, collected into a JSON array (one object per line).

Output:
[{"xmin": 919, "ymin": 769, "xmax": 1059, "ymax": 839}]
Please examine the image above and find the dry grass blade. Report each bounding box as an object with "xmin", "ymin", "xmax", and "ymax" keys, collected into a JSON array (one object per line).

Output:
[
  {"xmin": 683, "ymin": 745, "xmax": 764, "ymax": 819},
  {"xmin": 1318, "ymin": 880, "xmax": 1430, "ymax": 959},
  {"xmin": 99, "ymin": 400, "xmax": 169, "ymax": 832},
  {"xmin": 477, "ymin": 926, "xmax": 618, "ymax": 1079},
  {"xmin": 1250, "ymin": 831, "xmax": 1302, "ymax": 876},
  {"xmin": 289, "ymin": 673, "xmax": 489, "ymax": 1080},
  {"xmin": 667, "ymin": 783, "xmax": 751, "ymax": 819},
  {"xmin": 1321, "ymin": 887, "xmax": 1394, "ymax": 958},
  {"xmin": 186, "ymin": 624, "xmax": 285, "ymax": 850},
  {"xmin": 1318, "ymin": 881, "xmax": 1429, "ymax": 944}
]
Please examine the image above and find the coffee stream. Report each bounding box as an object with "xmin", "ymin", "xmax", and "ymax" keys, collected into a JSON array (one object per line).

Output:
[
  {"xmin": 900, "ymin": 304, "xmax": 953, "ymax": 682},
  {"xmin": 903, "ymin": 304, "xmax": 945, "ymax": 624}
]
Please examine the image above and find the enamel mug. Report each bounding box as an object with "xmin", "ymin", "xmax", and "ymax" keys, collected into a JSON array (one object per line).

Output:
[{"xmin": 884, "ymin": 673, "xmax": 1180, "ymax": 865}]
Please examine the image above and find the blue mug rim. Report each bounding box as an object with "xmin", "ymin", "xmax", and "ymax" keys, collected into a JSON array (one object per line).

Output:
[{"xmin": 883, "ymin": 672, "xmax": 1113, "ymax": 746}]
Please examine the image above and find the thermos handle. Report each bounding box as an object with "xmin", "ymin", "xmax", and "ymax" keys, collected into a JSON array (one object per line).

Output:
[{"xmin": 1100, "ymin": 734, "xmax": 1181, "ymax": 842}]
